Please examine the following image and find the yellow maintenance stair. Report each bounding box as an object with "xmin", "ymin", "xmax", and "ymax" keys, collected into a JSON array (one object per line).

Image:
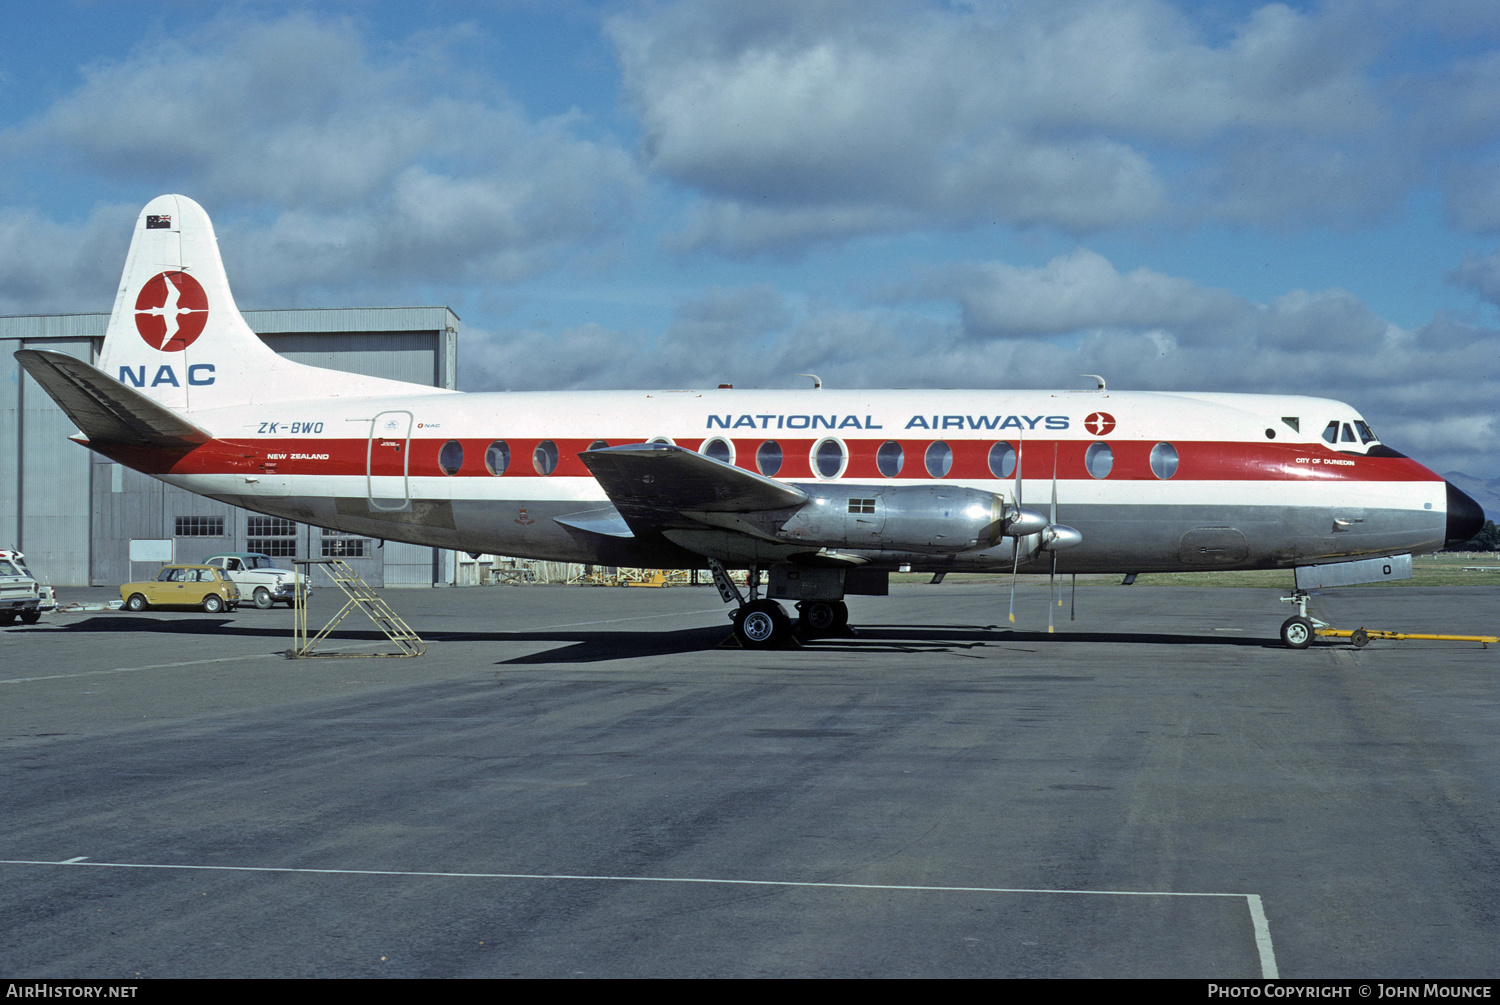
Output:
[{"xmin": 288, "ymin": 558, "xmax": 426, "ymax": 658}]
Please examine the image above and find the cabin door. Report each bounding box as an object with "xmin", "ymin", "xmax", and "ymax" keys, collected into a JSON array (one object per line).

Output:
[{"xmin": 367, "ymin": 410, "xmax": 413, "ymax": 511}]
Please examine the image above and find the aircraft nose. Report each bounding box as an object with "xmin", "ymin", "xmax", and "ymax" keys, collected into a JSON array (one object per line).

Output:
[{"xmin": 1445, "ymin": 480, "xmax": 1486, "ymax": 547}]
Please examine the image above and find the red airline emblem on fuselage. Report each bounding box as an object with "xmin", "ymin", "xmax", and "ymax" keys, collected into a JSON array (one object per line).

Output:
[
  {"xmin": 135, "ymin": 271, "xmax": 209, "ymax": 352},
  {"xmin": 1084, "ymin": 412, "xmax": 1116, "ymax": 436}
]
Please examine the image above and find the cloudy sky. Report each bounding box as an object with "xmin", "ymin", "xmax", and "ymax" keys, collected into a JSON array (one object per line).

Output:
[{"xmin": 3, "ymin": 0, "xmax": 1499, "ymax": 485}]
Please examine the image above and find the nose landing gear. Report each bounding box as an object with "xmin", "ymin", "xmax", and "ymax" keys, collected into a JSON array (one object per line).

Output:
[{"xmin": 1279, "ymin": 591, "xmax": 1326, "ymax": 649}]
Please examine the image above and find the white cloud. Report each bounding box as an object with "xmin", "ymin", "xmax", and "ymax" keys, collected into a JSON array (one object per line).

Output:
[
  {"xmin": 610, "ymin": 0, "xmax": 1406, "ymax": 249},
  {"xmin": 3, "ymin": 14, "xmax": 645, "ymax": 302},
  {"xmin": 0, "ymin": 203, "xmax": 134, "ymax": 314},
  {"xmin": 1448, "ymin": 247, "xmax": 1500, "ymax": 303},
  {"xmin": 941, "ymin": 249, "xmax": 1244, "ymax": 337}
]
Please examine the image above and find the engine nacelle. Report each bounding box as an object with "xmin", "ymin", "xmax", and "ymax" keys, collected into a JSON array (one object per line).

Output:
[{"xmin": 777, "ymin": 484, "xmax": 1008, "ymax": 554}]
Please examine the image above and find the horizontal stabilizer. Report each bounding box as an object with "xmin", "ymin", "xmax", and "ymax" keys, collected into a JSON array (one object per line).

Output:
[
  {"xmin": 14, "ymin": 349, "xmax": 211, "ymax": 447},
  {"xmin": 581, "ymin": 443, "xmax": 808, "ymax": 536}
]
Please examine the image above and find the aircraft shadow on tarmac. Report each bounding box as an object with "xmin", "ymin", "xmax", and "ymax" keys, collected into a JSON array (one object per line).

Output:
[
  {"xmin": 493, "ymin": 624, "xmax": 1284, "ymax": 664},
  {"xmin": 32, "ymin": 615, "xmax": 1285, "ymax": 664}
]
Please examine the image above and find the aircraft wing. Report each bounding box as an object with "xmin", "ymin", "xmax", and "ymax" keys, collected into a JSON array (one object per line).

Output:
[
  {"xmin": 14, "ymin": 349, "xmax": 211, "ymax": 447},
  {"xmin": 580, "ymin": 443, "xmax": 808, "ymax": 537}
]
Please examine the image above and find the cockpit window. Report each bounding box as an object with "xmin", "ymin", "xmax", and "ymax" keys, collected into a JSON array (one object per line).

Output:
[
  {"xmin": 1282, "ymin": 417, "xmax": 1300, "ymax": 433},
  {"xmin": 1355, "ymin": 421, "xmax": 1377, "ymax": 444},
  {"xmin": 1341, "ymin": 423, "xmax": 1358, "ymax": 443},
  {"xmin": 1322, "ymin": 421, "xmax": 1339, "ymax": 444}
]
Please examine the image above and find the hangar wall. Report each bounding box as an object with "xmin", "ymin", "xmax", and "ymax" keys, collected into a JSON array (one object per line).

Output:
[{"xmin": 1, "ymin": 307, "xmax": 460, "ymax": 588}]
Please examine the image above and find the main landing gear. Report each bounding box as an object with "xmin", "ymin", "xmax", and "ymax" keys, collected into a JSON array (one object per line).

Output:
[{"xmin": 707, "ymin": 561, "xmax": 852, "ymax": 648}]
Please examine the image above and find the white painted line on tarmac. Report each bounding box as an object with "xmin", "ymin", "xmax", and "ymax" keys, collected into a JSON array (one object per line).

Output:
[
  {"xmin": 0, "ymin": 643, "xmax": 381, "ymax": 684},
  {"xmin": 0, "ymin": 856, "xmax": 1278, "ymax": 977},
  {"xmin": 1246, "ymin": 894, "xmax": 1280, "ymax": 979}
]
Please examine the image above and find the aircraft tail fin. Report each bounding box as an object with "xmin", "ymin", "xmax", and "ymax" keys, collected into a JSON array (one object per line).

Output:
[{"xmin": 96, "ymin": 194, "xmax": 446, "ymax": 412}]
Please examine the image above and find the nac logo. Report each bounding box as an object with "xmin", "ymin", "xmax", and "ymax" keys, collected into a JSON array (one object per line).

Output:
[
  {"xmin": 135, "ymin": 271, "xmax": 209, "ymax": 352},
  {"xmin": 1083, "ymin": 412, "xmax": 1117, "ymax": 436}
]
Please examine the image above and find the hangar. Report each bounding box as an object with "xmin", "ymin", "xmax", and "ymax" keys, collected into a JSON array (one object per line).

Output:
[{"xmin": 1, "ymin": 307, "xmax": 460, "ymax": 587}]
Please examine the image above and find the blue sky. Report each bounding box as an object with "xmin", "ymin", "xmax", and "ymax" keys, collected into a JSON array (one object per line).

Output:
[{"xmin": 2, "ymin": 0, "xmax": 1498, "ymax": 487}]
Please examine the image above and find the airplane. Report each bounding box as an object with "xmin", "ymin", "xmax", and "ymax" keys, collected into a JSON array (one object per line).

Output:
[{"xmin": 14, "ymin": 195, "xmax": 1488, "ymax": 649}]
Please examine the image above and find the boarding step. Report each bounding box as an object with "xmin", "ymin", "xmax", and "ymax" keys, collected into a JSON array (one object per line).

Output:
[{"xmin": 287, "ymin": 558, "xmax": 426, "ymax": 658}]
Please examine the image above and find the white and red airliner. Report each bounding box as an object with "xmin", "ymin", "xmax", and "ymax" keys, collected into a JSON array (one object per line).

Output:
[{"xmin": 15, "ymin": 195, "xmax": 1486, "ymax": 648}]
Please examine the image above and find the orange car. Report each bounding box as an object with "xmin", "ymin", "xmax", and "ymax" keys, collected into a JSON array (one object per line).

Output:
[{"xmin": 121, "ymin": 565, "xmax": 240, "ymax": 613}]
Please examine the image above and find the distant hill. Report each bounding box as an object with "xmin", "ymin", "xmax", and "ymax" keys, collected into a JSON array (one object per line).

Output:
[{"xmin": 1444, "ymin": 472, "xmax": 1500, "ymax": 523}]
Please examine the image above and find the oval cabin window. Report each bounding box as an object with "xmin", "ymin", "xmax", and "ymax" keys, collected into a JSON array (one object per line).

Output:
[
  {"xmin": 988, "ymin": 441, "xmax": 1016, "ymax": 479},
  {"xmin": 877, "ymin": 441, "xmax": 904, "ymax": 478},
  {"xmin": 1149, "ymin": 442, "xmax": 1179, "ymax": 480},
  {"xmin": 1085, "ymin": 442, "xmax": 1114, "ymax": 479},
  {"xmin": 756, "ymin": 441, "xmax": 783, "ymax": 477},
  {"xmin": 438, "ymin": 440, "xmax": 463, "ymax": 476},
  {"xmin": 533, "ymin": 440, "xmax": 559, "ymax": 476},
  {"xmin": 485, "ymin": 441, "xmax": 510, "ymax": 476},
  {"xmin": 701, "ymin": 437, "xmax": 734, "ymax": 465},
  {"xmin": 813, "ymin": 438, "xmax": 847, "ymax": 479},
  {"xmin": 925, "ymin": 441, "xmax": 952, "ymax": 478}
]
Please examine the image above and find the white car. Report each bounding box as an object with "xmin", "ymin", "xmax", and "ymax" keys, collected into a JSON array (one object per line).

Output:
[
  {"xmin": 201, "ymin": 553, "xmax": 307, "ymax": 609},
  {"xmin": 0, "ymin": 549, "xmax": 55, "ymax": 626}
]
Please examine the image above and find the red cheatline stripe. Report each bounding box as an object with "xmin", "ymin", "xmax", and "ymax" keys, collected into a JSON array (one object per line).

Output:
[{"xmin": 90, "ymin": 435, "xmax": 1442, "ymax": 484}]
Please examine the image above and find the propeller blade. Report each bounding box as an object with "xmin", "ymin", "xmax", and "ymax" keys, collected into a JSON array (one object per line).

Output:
[
  {"xmin": 1048, "ymin": 550, "xmax": 1056, "ymax": 633},
  {"xmin": 1051, "ymin": 445, "xmax": 1063, "ymax": 609},
  {"xmin": 1008, "ymin": 432, "xmax": 1023, "ymax": 624},
  {"xmin": 1009, "ymin": 540, "xmax": 1020, "ymax": 624}
]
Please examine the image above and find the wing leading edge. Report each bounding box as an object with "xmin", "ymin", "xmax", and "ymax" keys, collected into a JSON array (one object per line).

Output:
[{"xmin": 578, "ymin": 443, "xmax": 809, "ymax": 540}]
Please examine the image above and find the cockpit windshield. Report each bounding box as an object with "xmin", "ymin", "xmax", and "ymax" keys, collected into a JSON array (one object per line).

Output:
[{"xmin": 1322, "ymin": 419, "xmax": 1380, "ymax": 448}]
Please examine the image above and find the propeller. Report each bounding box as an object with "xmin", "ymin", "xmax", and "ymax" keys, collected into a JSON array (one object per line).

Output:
[
  {"xmin": 1004, "ymin": 437, "xmax": 1082, "ymax": 630},
  {"xmin": 1008, "ymin": 432, "xmax": 1023, "ymax": 624},
  {"xmin": 1039, "ymin": 444, "xmax": 1082, "ymax": 632}
]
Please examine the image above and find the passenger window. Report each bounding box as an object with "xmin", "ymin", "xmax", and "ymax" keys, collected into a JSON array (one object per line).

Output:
[
  {"xmin": 701, "ymin": 437, "xmax": 734, "ymax": 465},
  {"xmin": 1149, "ymin": 442, "xmax": 1179, "ymax": 479},
  {"xmin": 485, "ymin": 441, "xmax": 510, "ymax": 476},
  {"xmin": 439, "ymin": 440, "xmax": 463, "ymax": 476},
  {"xmin": 813, "ymin": 438, "xmax": 847, "ymax": 479},
  {"xmin": 756, "ymin": 441, "xmax": 783, "ymax": 477},
  {"xmin": 877, "ymin": 441, "xmax": 904, "ymax": 478},
  {"xmin": 533, "ymin": 440, "xmax": 559, "ymax": 476},
  {"xmin": 1085, "ymin": 442, "xmax": 1114, "ymax": 479},
  {"xmin": 988, "ymin": 441, "xmax": 1017, "ymax": 479},
  {"xmin": 924, "ymin": 441, "xmax": 952, "ymax": 478}
]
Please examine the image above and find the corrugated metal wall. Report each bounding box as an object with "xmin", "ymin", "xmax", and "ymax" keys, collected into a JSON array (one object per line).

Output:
[
  {"xmin": 10, "ymin": 336, "xmax": 95, "ymax": 583},
  {"xmin": 1, "ymin": 308, "xmax": 460, "ymax": 587}
]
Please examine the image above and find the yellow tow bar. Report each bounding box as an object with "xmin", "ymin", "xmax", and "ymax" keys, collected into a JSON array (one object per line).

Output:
[{"xmin": 1316, "ymin": 627, "xmax": 1497, "ymax": 648}]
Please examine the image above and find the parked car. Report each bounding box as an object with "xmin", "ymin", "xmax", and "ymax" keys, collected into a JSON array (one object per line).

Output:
[
  {"xmin": 201, "ymin": 553, "xmax": 306, "ymax": 609},
  {"xmin": 121, "ymin": 565, "xmax": 240, "ymax": 613},
  {"xmin": 0, "ymin": 549, "xmax": 54, "ymax": 625}
]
